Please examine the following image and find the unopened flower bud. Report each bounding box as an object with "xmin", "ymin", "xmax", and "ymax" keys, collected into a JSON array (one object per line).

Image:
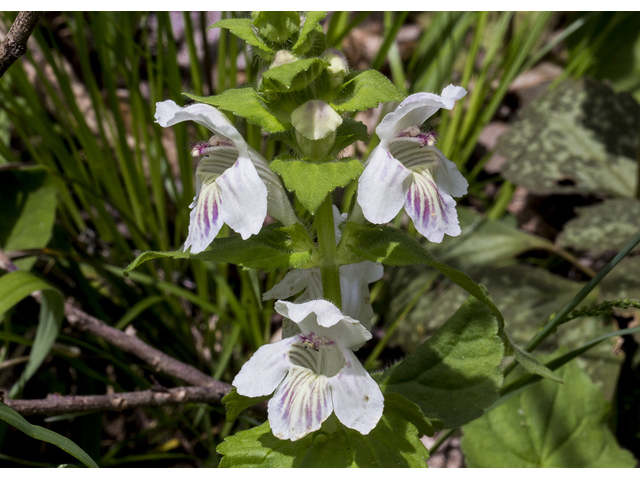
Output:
[
  {"xmin": 291, "ymin": 100, "xmax": 343, "ymax": 160},
  {"xmin": 321, "ymin": 49, "xmax": 349, "ymax": 88},
  {"xmin": 291, "ymin": 100, "xmax": 342, "ymax": 141},
  {"xmin": 270, "ymin": 50, "xmax": 298, "ymax": 69}
]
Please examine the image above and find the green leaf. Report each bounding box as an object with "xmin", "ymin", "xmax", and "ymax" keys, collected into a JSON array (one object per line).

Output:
[
  {"xmin": 185, "ymin": 89, "xmax": 287, "ymax": 133},
  {"xmin": 557, "ymin": 198, "xmax": 640, "ymax": 255},
  {"xmin": 211, "ymin": 18, "xmax": 274, "ymax": 57},
  {"xmin": 0, "ymin": 271, "xmax": 64, "ymax": 398},
  {"xmin": 125, "ymin": 223, "xmax": 316, "ymax": 274},
  {"xmin": 261, "ymin": 58, "xmax": 328, "ymax": 93},
  {"xmin": 218, "ymin": 396, "xmax": 430, "ymax": 467},
  {"xmin": 270, "ymin": 157, "xmax": 364, "ymax": 213},
  {"xmin": 330, "ymin": 118, "xmax": 370, "ymax": 157},
  {"xmin": 0, "ymin": 403, "xmax": 98, "ymax": 468},
  {"xmin": 0, "ymin": 166, "xmax": 57, "ymax": 271},
  {"xmin": 222, "ymin": 388, "xmax": 270, "ymax": 423},
  {"xmin": 381, "ymin": 296, "xmax": 504, "ymax": 429},
  {"xmin": 388, "ymin": 265, "xmax": 619, "ymax": 395},
  {"xmin": 331, "ymin": 70, "xmax": 405, "ymax": 113},
  {"xmin": 338, "ymin": 222, "xmax": 561, "ymax": 382},
  {"xmin": 292, "ymin": 12, "xmax": 327, "ymax": 54},
  {"xmin": 461, "ymin": 360, "xmax": 636, "ymax": 467},
  {"xmin": 253, "ymin": 12, "xmax": 300, "ymax": 44},
  {"xmin": 498, "ymin": 78, "xmax": 640, "ymax": 198},
  {"xmin": 383, "ymin": 392, "xmax": 443, "ymax": 437}
]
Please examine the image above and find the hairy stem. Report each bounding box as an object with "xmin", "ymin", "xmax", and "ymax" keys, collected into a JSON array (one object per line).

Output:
[{"xmin": 315, "ymin": 194, "xmax": 342, "ymax": 308}]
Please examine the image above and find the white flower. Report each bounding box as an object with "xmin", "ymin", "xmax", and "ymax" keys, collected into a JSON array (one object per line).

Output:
[
  {"xmin": 155, "ymin": 100, "xmax": 297, "ymax": 253},
  {"xmin": 233, "ymin": 299, "xmax": 383, "ymax": 441},
  {"xmin": 357, "ymin": 85, "xmax": 469, "ymax": 243},
  {"xmin": 263, "ymin": 207, "xmax": 383, "ymax": 331}
]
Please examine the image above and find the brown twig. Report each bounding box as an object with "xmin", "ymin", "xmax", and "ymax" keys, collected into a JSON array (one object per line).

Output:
[
  {"xmin": 0, "ymin": 12, "xmax": 43, "ymax": 79},
  {"xmin": 0, "ymin": 248, "xmax": 231, "ymax": 394},
  {"xmin": 63, "ymin": 298, "xmax": 226, "ymax": 389},
  {"xmin": 3, "ymin": 386, "xmax": 230, "ymax": 416}
]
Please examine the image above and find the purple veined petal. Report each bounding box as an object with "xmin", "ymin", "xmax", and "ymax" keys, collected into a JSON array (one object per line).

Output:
[
  {"xmin": 357, "ymin": 145, "xmax": 410, "ymax": 225},
  {"xmin": 375, "ymin": 86, "xmax": 467, "ymax": 141},
  {"xmin": 328, "ymin": 349, "xmax": 384, "ymax": 435},
  {"xmin": 268, "ymin": 365, "xmax": 333, "ymax": 441},
  {"xmin": 432, "ymin": 147, "xmax": 468, "ymax": 198},
  {"xmin": 339, "ymin": 261, "xmax": 384, "ymax": 331},
  {"xmin": 404, "ymin": 170, "xmax": 462, "ymax": 243},
  {"xmin": 184, "ymin": 181, "xmax": 224, "ymax": 254},
  {"xmin": 216, "ymin": 156, "xmax": 268, "ymax": 240},
  {"xmin": 388, "ymin": 141, "xmax": 468, "ymax": 199},
  {"xmin": 155, "ymin": 100, "xmax": 247, "ymax": 155},
  {"xmin": 232, "ymin": 337, "xmax": 296, "ymax": 398}
]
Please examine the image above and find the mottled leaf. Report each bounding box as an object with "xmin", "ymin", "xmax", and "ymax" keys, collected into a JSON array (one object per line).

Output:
[
  {"xmin": 557, "ymin": 198, "xmax": 640, "ymax": 254},
  {"xmin": 498, "ymin": 78, "xmax": 640, "ymax": 197}
]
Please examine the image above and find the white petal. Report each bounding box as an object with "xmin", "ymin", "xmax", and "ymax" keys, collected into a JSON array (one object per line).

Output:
[
  {"xmin": 232, "ymin": 338, "xmax": 295, "ymax": 397},
  {"xmin": 432, "ymin": 147, "xmax": 468, "ymax": 198},
  {"xmin": 275, "ymin": 300, "xmax": 371, "ymax": 350},
  {"xmin": 328, "ymin": 349, "xmax": 384, "ymax": 435},
  {"xmin": 357, "ymin": 145, "xmax": 410, "ymax": 224},
  {"xmin": 263, "ymin": 270, "xmax": 309, "ymax": 301},
  {"xmin": 248, "ymin": 146, "xmax": 298, "ymax": 227},
  {"xmin": 274, "ymin": 299, "xmax": 344, "ymax": 328},
  {"xmin": 339, "ymin": 262, "xmax": 384, "ymax": 330},
  {"xmin": 268, "ymin": 365, "xmax": 333, "ymax": 441},
  {"xmin": 332, "ymin": 205, "xmax": 348, "ymax": 243},
  {"xmin": 375, "ymin": 87, "xmax": 467, "ymax": 140},
  {"xmin": 155, "ymin": 100, "xmax": 247, "ymax": 155},
  {"xmin": 184, "ymin": 182, "xmax": 223, "ymax": 253},
  {"xmin": 404, "ymin": 171, "xmax": 461, "ymax": 243},
  {"xmin": 216, "ymin": 156, "xmax": 268, "ymax": 239},
  {"xmin": 441, "ymin": 84, "xmax": 468, "ymax": 103}
]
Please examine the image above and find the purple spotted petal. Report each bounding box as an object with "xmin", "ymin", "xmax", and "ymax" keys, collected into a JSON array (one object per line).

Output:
[
  {"xmin": 268, "ymin": 365, "xmax": 333, "ymax": 441},
  {"xmin": 184, "ymin": 182, "xmax": 223, "ymax": 254},
  {"xmin": 404, "ymin": 170, "xmax": 461, "ymax": 243}
]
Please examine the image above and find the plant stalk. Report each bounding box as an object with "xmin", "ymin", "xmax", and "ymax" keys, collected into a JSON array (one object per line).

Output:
[{"xmin": 315, "ymin": 194, "xmax": 342, "ymax": 308}]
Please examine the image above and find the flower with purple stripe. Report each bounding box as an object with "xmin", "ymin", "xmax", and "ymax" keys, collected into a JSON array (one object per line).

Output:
[
  {"xmin": 357, "ymin": 85, "xmax": 469, "ymax": 243},
  {"xmin": 155, "ymin": 100, "xmax": 297, "ymax": 253},
  {"xmin": 233, "ymin": 299, "xmax": 383, "ymax": 441}
]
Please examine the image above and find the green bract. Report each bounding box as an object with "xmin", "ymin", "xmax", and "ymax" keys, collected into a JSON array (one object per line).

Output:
[
  {"xmin": 253, "ymin": 11, "xmax": 300, "ymax": 44},
  {"xmin": 271, "ymin": 157, "xmax": 364, "ymax": 213},
  {"xmin": 261, "ymin": 58, "xmax": 329, "ymax": 93},
  {"xmin": 184, "ymin": 90, "xmax": 287, "ymax": 133},
  {"xmin": 211, "ymin": 18, "xmax": 274, "ymax": 59},
  {"xmin": 331, "ymin": 70, "xmax": 405, "ymax": 112}
]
